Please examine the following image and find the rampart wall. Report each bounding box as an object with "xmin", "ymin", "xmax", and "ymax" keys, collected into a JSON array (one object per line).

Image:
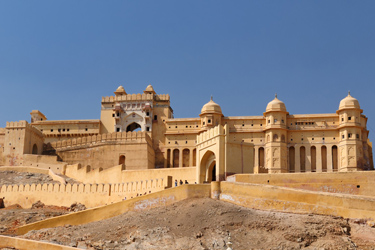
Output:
[
  {"xmin": 45, "ymin": 131, "xmax": 155, "ymax": 170},
  {"xmin": 63, "ymin": 163, "xmax": 196, "ymax": 184},
  {"xmin": 16, "ymin": 177, "xmax": 375, "ymax": 236},
  {"xmin": 233, "ymin": 171, "xmax": 375, "ymax": 196},
  {"xmin": 0, "ymin": 176, "xmax": 172, "ymax": 209}
]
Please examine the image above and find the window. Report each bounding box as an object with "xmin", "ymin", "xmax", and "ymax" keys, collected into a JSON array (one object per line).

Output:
[
  {"xmin": 251, "ymin": 124, "xmax": 253, "ymax": 126},
  {"xmin": 67, "ymin": 129, "xmax": 70, "ymax": 132},
  {"xmin": 282, "ymin": 120, "xmax": 284, "ymax": 123},
  {"xmin": 342, "ymin": 135, "xmax": 345, "ymax": 139},
  {"xmin": 242, "ymin": 124, "xmax": 244, "ymax": 127},
  {"xmin": 322, "ymin": 137, "xmax": 325, "ymax": 140},
  {"xmin": 348, "ymin": 117, "xmax": 352, "ymax": 121},
  {"xmin": 51, "ymin": 129, "xmax": 53, "ymax": 132},
  {"xmin": 268, "ymin": 120, "xmax": 270, "ymax": 124},
  {"xmin": 291, "ymin": 139, "xmax": 293, "ymax": 141},
  {"xmin": 260, "ymin": 124, "xmax": 262, "ymax": 126},
  {"xmin": 342, "ymin": 118, "xmax": 344, "ymax": 121},
  {"xmin": 356, "ymin": 134, "xmax": 360, "ymax": 139},
  {"xmin": 58, "ymin": 129, "xmax": 61, "ymax": 132},
  {"xmin": 112, "ymin": 114, "xmax": 115, "ymax": 117},
  {"xmin": 63, "ymin": 129, "xmax": 65, "ymax": 132},
  {"xmin": 116, "ymin": 128, "xmax": 120, "ymax": 132},
  {"xmin": 146, "ymin": 112, "xmax": 150, "ymax": 116},
  {"xmin": 154, "ymin": 115, "xmax": 157, "ymax": 121},
  {"xmin": 146, "ymin": 127, "xmax": 150, "ymax": 131},
  {"xmin": 348, "ymin": 133, "xmax": 352, "ymax": 138},
  {"xmin": 312, "ymin": 138, "xmax": 314, "ymax": 140},
  {"xmin": 203, "ymin": 122, "xmax": 205, "ymax": 125},
  {"xmin": 85, "ymin": 128, "xmax": 88, "ymax": 131},
  {"xmin": 274, "ymin": 119, "xmax": 277, "ymax": 123},
  {"xmin": 175, "ymin": 126, "xmax": 178, "ymax": 128},
  {"xmin": 208, "ymin": 119, "xmax": 211, "ymax": 123}
]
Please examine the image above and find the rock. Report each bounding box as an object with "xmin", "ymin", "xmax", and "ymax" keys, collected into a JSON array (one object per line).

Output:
[
  {"xmin": 69, "ymin": 202, "xmax": 86, "ymax": 212},
  {"xmin": 77, "ymin": 241, "xmax": 88, "ymax": 249},
  {"xmin": 367, "ymin": 220, "xmax": 375, "ymax": 227},
  {"xmin": 31, "ymin": 200, "xmax": 45, "ymax": 209}
]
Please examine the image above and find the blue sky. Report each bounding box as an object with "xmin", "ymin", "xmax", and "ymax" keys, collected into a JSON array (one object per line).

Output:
[{"xmin": 1, "ymin": 1, "xmax": 375, "ymax": 144}]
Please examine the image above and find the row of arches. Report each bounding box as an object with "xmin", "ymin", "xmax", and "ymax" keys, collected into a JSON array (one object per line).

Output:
[
  {"xmin": 289, "ymin": 145, "xmax": 338, "ymax": 172},
  {"xmin": 166, "ymin": 148, "xmax": 197, "ymax": 168},
  {"xmin": 255, "ymin": 145, "xmax": 339, "ymax": 173}
]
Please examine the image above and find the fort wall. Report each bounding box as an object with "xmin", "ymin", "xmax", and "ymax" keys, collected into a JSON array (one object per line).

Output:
[
  {"xmin": 16, "ymin": 177, "xmax": 375, "ymax": 235},
  {"xmin": 233, "ymin": 171, "xmax": 375, "ymax": 196},
  {"xmin": 45, "ymin": 131, "xmax": 155, "ymax": 170},
  {"xmin": 0, "ymin": 235, "xmax": 77, "ymax": 250},
  {"xmin": 64, "ymin": 163, "xmax": 196, "ymax": 184},
  {"xmin": 0, "ymin": 177, "xmax": 171, "ymax": 209},
  {"xmin": 17, "ymin": 184, "xmax": 210, "ymax": 235}
]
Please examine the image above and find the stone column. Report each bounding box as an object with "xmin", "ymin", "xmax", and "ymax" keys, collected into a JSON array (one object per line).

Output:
[
  {"xmin": 179, "ymin": 149, "xmax": 183, "ymax": 168},
  {"xmin": 254, "ymin": 147, "xmax": 259, "ymax": 173},
  {"xmin": 305, "ymin": 146, "xmax": 311, "ymax": 172},
  {"xmin": 189, "ymin": 149, "xmax": 194, "ymax": 167},
  {"xmin": 327, "ymin": 145, "xmax": 333, "ymax": 172},
  {"xmin": 295, "ymin": 145, "xmax": 300, "ymax": 173},
  {"xmin": 316, "ymin": 145, "xmax": 322, "ymax": 172}
]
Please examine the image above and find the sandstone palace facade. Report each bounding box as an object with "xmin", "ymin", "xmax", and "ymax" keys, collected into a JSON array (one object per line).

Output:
[{"xmin": 0, "ymin": 85, "xmax": 373, "ymax": 183}]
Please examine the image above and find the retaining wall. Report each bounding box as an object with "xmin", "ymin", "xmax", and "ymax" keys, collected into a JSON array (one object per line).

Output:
[{"xmin": 233, "ymin": 171, "xmax": 375, "ymax": 196}]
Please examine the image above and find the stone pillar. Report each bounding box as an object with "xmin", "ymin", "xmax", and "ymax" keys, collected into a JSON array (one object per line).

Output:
[
  {"xmin": 306, "ymin": 146, "xmax": 311, "ymax": 172},
  {"xmin": 189, "ymin": 149, "xmax": 194, "ymax": 167},
  {"xmin": 327, "ymin": 145, "xmax": 333, "ymax": 172},
  {"xmin": 179, "ymin": 149, "xmax": 183, "ymax": 168},
  {"xmin": 316, "ymin": 145, "xmax": 322, "ymax": 172},
  {"xmin": 254, "ymin": 147, "xmax": 259, "ymax": 173},
  {"xmin": 169, "ymin": 149, "xmax": 173, "ymax": 168},
  {"xmin": 295, "ymin": 145, "xmax": 300, "ymax": 173}
]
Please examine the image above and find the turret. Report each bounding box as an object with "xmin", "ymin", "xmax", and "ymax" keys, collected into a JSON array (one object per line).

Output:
[
  {"xmin": 114, "ymin": 86, "xmax": 127, "ymax": 96},
  {"xmin": 199, "ymin": 97, "xmax": 223, "ymax": 129},
  {"xmin": 337, "ymin": 92, "xmax": 365, "ymax": 171},
  {"xmin": 263, "ymin": 94, "xmax": 288, "ymax": 173}
]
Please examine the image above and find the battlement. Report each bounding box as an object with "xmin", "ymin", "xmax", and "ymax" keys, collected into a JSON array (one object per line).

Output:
[
  {"xmin": 6, "ymin": 121, "xmax": 43, "ymax": 137},
  {"xmin": 101, "ymin": 93, "xmax": 170, "ymax": 103},
  {"xmin": 0, "ymin": 128, "xmax": 5, "ymax": 134},
  {"xmin": 197, "ymin": 125, "xmax": 226, "ymax": 144},
  {"xmin": 46, "ymin": 131, "xmax": 152, "ymax": 151}
]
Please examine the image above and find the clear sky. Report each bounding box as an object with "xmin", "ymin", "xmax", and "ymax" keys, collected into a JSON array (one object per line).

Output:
[{"xmin": 1, "ymin": 1, "xmax": 375, "ymax": 144}]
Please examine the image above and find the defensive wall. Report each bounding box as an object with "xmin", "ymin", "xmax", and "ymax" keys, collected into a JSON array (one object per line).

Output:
[
  {"xmin": 20, "ymin": 154, "xmax": 67, "ymax": 174},
  {"xmin": 63, "ymin": 163, "xmax": 196, "ymax": 184},
  {"xmin": 233, "ymin": 171, "xmax": 375, "ymax": 196},
  {"xmin": 0, "ymin": 235, "xmax": 77, "ymax": 250},
  {"xmin": 0, "ymin": 166, "xmax": 66, "ymax": 184},
  {"xmin": 15, "ymin": 177, "xmax": 375, "ymax": 236},
  {"xmin": 0, "ymin": 176, "xmax": 172, "ymax": 209},
  {"xmin": 17, "ymin": 184, "xmax": 210, "ymax": 235},
  {"xmin": 44, "ymin": 131, "xmax": 155, "ymax": 170}
]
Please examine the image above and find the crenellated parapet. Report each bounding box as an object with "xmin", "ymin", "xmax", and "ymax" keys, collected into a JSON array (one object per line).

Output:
[
  {"xmin": 197, "ymin": 125, "xmax": 225, "ymax": 144},
  {"xmin": 6, "ymin": 120, "xmax": 43, "ymax": 137},
  {"xmin": 101, "ymin": 94, "xmax": 170, "ymax": 103},
  {"xmin": 45, "ymin": 131, "xmax": 152, "ymax": 151}
]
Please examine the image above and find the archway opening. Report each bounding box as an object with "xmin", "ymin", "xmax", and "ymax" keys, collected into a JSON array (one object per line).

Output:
[
  {"xmin": 199, "ymin": 150, "xmax": 216, "ymax": 183},
  {"xmin": 119, "ymin": 155, "xmax": 125, "ymax": 165},
  {"xmin": 289, "ymin": 146, "xmax": 295, "ymax": 173},
  {"xmin": 126, "ymin": 123, "xmax": 141, "ymax": 132},
  {"xmin": 332, "ymin": 145, "xmax": 338, "ymax": 171},
  {"xmin": 311, "ymin": 146, "xmax": 316, "ymax": 172},
  {"xmin": 32, "ymin": 144, "xmax": 38, "ymax": 155}
]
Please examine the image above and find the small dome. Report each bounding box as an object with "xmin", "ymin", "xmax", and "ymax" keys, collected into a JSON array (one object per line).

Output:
[
  {"xmin": 144, "ymin": 84, "xmax": 156, "ymax": 94},
  {"xmin": 339, "ymin": 92, "xmax": 360, "ymax": 110},
  {"xmin": 266, "ymin": 94, "xmax": 287, "ymax": 112},
  {"xmin": 201, "ymin": 97, "xmax": 222, "ymax": 114},
  {"xmin": 114, "ymin": 86, "xmax": 126, "ymax": 95}
]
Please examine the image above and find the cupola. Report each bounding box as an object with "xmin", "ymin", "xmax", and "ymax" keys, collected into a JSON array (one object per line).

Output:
[
  {"xmin": 265, "ymin": 94, "xmax": 287, "ymax": 113},
  {"xmin": 338, "ymin": 91, "xmax": 361, "ymax": 111},
  {"xmin": 114, "ymin": 86, "xmax": 127, "ymax": 96},
  {"xmin": 144, "ymin": 84, "xmax": 156, "ymax": 95},
  {"xmin": 200, "ymin": 97, "xmax": 222, "ymax": 115}
]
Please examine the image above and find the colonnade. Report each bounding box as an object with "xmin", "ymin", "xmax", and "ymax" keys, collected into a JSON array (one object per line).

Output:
[
  {"xmin": 253, "ymin": 145, "xmax": 339, "ymax": 173},
  {"xmin": 165, "ymin": 148, "xmax": 197, "ymax": 168}
]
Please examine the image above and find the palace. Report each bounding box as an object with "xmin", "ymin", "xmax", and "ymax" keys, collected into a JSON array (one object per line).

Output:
[{"xmin": 0, "ymin": 85, "xmax": 373, "ymax": 184}]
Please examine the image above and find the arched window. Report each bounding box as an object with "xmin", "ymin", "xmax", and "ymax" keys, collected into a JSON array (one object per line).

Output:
[
  {"xmin": 273, "ymin": 134, "xmax": 278, "ymax": 142},
  {"xmin": 119, "ymin": 155, "xmax": 125, "ymax": 165}
]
